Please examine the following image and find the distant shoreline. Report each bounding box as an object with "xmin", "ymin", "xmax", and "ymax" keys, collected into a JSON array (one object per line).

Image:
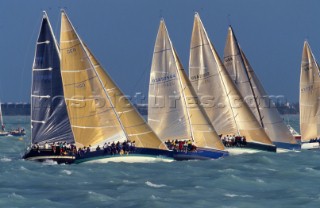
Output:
[{"xmin": 1, "ymin": 102, "xmax": 299, "ymax": 116}]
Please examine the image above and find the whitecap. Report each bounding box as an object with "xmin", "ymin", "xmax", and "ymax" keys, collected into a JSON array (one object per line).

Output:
[
  {"xmin": 145, "ymin": 181, "xmax": 166, "ymax": 188},
  {"xmin": 61, "ymin": 170, "xmax": 72, "ymax": 175},
  {"xmin": 123, "ymin": 179, "xmax": 136, "ymax": 184},
  {"xmin": 42, "ymin": 160, "xmax": 58, "ymax": 166},
  {"xmin": 266, "ymin": 168, "xmax": 277, "ymax": 172},
  {"xmin": 194, "ymin": 186, "xmax": 203, "ymax": 189},
  {"xmin": 225, "ymin": 193, "xmax": 238, "ymax": 198},
  {"xmin": 8, "ymin": 193, "xmax": 24, "ymax": 200},
  {"xmin": 225, "ymin": 193, "xmax": 252, "ymax": 198},
  {"xmin": 0, "ymin": 157, "xmax": 11, "ymax": 162},
  {"xmin": 256, "ymin": 178, "xmax": 265, "ymax": 183},
  {"xmin": 151, "ymin": 195, "xmax": 161, "ymax": 200},
  {"xmin": 218, "ymin": 168, "xmax": 235, "ymax": 173},
  {"xmin": 20, "ymin": 166, "xmax": 28, "ymax": 171}
]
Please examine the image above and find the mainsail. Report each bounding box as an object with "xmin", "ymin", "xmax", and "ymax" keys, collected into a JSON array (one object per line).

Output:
[
  {"xmin": 189, "ymin": 13, "xmax": 272, "ymax": 145},
  {"xmin": 60, "ymin": 11, "xmax": 167, "ymax": 150},
  {"xmin": 148, "ymin": 19, "xmax": 225, "ymax": 150},
  {"xmin": 31, "ymin": 11, "xmax": 74, "ymax": 145},
  {"xmin": 300, "ymin": 41, "xmax": 320, "ymax": 142},
  {"xmin": 224, "ymin": 26, "xmax": 296, "ymax": 145}
]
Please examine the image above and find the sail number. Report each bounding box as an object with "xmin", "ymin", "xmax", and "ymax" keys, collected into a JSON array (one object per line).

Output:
[{"xmin": 67, "ymin": 48, "xmax": 76, "ymax": 54}]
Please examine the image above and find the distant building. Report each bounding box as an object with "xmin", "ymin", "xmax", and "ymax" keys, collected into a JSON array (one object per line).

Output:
[{"xmin": 2, "ymin": 103, "xmax": 30, "ymax": 116}]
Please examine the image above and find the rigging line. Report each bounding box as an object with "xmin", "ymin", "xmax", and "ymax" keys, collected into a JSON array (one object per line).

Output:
[{"xmin": 129, "ymin": 60, "xmax": 152, "ymax": 103}]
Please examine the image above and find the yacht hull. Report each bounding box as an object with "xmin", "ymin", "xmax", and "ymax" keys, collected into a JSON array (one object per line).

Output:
[
  {"xmin": 227, "ymin": 142, "xmax": 276, "ymax": 155},
  {"xmin": 173, "ymin": 148, "xmax": 229, "ymax": 160},
  {"xmin": 75, "ymin": 148, "xmax": 174, "ymax": 164},
  {"xmin": 23, "ymin": 149, "xmax": 75, "ymax": 164}
]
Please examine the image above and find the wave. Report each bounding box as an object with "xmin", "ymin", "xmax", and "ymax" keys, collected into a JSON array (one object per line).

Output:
[
  {"xmin": 42, "ymin": 160, "xmax": 58, "ymax": 166},
  {"xmin": 145, "ymin": 181, "xmax": 166, "ymax": 188},
  {"xmin": 224, "ymin": 193, "xmax": 253, "ymax": 198},
  {"xmin": 0, "ymin": 157, "xmax": 12, "ymax": 162},
  {"xmin": 61, "ymin": 170, "xmax": 72, "ymax": 175},
  {"xmin": 7, "ymin": 193, "xmax": 25, "ymax": 200}
]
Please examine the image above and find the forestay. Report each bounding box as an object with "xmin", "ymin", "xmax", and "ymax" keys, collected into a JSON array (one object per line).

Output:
[
  {"xmin": 84, "ymin": 46, "xmax": 167, "ymax": 150},
  {"xmin": 189, "ymin": 13, "xmax": 272, "ymax": 145},
  {"xmin": 31, "ymin": 12, "xmax": 74, "ymax": 145},
  {"xmin": 148, "ymin": 20, "xmax": 225, "ymax": 150}
]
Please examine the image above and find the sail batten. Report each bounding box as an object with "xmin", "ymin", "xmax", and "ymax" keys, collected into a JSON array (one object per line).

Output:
[
  {"xmin": 60, "ymin": 11, "xmax": 167, "ymax": 150},
  {"xmin": 148, "ymin": 19, "xmax": 225, "ymax": 150},
  {"xmin": 300, "ymin": 41, "xmax": 320, "ymax": 142},
  {"xmin": 189, "ymin": 13, "xmax": 273, "ymax": 145},
  {"xmin": 224, "ymin": 26, "xmax": 297, "ymax": 145},
  {"xmin": 31, "ymin": 11, "xmax": 74, "ymax": 145}
]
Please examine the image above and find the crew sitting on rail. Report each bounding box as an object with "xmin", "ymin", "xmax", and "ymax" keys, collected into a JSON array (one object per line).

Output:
[
  {"xmin": 221, "ymin": 135, "xmax": 247, "ymax": 147},
  {"xmin": 165, "ymin": 139, "xmax": 197, "ymax": 152}
]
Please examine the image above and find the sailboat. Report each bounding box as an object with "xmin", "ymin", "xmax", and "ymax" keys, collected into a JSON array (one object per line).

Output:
[
  {"xmin": 0, "ymin": 103, "xmax": 9, "ymax": 136},
  {"xmin": 148, "ymin": 19, "xmax": 228, "ymax": 160},
  {"xmin": 300, "ymin": 41, "xmax": 320, "ymax": 150},
  {"xmin": 189, "ymin": 13, "xmax": 276, "ymax": 154},
  {"xmin": 59, "ymin": 11, "xmax": 173, "ymax": 163},
  {"xmin": 23, "ymin": 11, "xmax": 76, "ymax": 163},
  {"xmin": 223, "ymin": 26, "xmax": 299, "ymax": 151}
]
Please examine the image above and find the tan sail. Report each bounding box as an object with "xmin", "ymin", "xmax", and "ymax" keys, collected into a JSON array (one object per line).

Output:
[
  {"xmin": 224, "ymin": 26, "xmax": 296, "ymax": 145},
  {"xmin": 189, "ymin": 13, "xmax": 272, "ymax": 145},
  {"xmin": 300, "ymin": 41, "xmax": 320, "ymax": 142},
  {"xmin": 60, "ymin": 11, "xmax": 126, "ymax": 148},
  {"xmin": 148, "ymin": 19, "xmax": 225, "ymax": 150},
  {"xmin": 84, "ymin": 46, "xmax": 167, "ymax": 150}
]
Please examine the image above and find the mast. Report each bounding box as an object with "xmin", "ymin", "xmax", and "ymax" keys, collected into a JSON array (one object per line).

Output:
[
  {"xmin": 300, "ymin": 41, "xmax": 320, "ymax": 142},
  {"xmin": 228, "ymin": 26, "xmax": 264, "ymax": 128},
  {"xmin": 189, "ymin": 13, "xmax": 273, "ymax": 145}
]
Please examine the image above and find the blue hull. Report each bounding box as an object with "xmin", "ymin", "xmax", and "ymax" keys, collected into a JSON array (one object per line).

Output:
[
  {"xmin": 245, "ymin": 142, "xmax": 277, "ymax": 152},
  {"xmin": 173, "ymin": 148, "xmax": 229, "ymax": 161},
  {"xmin": 75, "ymin": 147, "xmax": 173, "ymax": 163},
  {"xmin": 23, "ymin": 149, "xmax": 75, "ymax": 164},
  {"xmin": 273, "ymin": 142, "xmax": 301, "ymax": 150}
]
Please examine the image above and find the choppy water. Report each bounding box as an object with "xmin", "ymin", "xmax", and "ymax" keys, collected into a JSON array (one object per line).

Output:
[{"xmin": 1, "ymin": 115, "xmax": 319, "ymax": 208}]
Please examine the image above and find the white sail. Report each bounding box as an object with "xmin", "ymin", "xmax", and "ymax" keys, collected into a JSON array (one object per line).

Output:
[
  {"xmin": 148, "ymin": 19, "xmax": 225, "ymax": 150},
  {"xmin": 300, "ymin": 41, "xmax": 320, "ymax": 142},
  {"xmin": 189, "ymin": 13, "xmax": 273, "ymax": 145},
  {"xmin": 224, "ymin": 26, "xmax": 297, "ymax": 145}
]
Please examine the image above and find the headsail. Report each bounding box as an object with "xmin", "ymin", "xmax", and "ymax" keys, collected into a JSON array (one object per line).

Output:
[
  {"xmin": 224, "ymin": 26, "xmax": 296, "ymax": 145},
  {"xmin": 84, "ymin": 45, "xmax": 167, "ymax": 150},
  {"xmin": 60, "ymin": 11, "xmax": 126, "ymax": 148},
  {"xmin": 189, "ymin": 13, "xmax": 272, "ymax": 145},
  {"xmin": 300, "ymin": 41, "xmax": 320, "ymax": 142},
  {"xmin": 60, "ymin": 11, "xmax": 167, "ymax": 150},
  {"xmin": 31, "ymin": 11, "xmax": 74, "ymax": 145},
  {"xmin": 148, "ymin": 19, "xmax": 225, "ymax": 150}
]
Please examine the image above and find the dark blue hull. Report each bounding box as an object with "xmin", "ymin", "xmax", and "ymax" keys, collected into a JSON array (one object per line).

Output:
[
  {"xmin": 75, "ymin": 147, "xmax": 174, "ymax": 163},
  {"xmin": 245, "ymin": 142, "xmax": 277, "ymax": 152},
  {"xmin": 23, "ymin": 149, "xmax": 76, "ymax": 164},
  {"xmin": 173, "ymin": 148, "xmax": 229, "ymax": 161},
  {"xmin": 273, "ymin": 142, "xmax": 301, "ymax": 151}
]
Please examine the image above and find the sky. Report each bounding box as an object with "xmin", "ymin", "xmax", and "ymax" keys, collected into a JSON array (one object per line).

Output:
[{"xmin": 0, "ymin": 0, "xmax": 319, "ymax": 103}]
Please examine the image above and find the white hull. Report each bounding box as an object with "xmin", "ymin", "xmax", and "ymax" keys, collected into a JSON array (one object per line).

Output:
[
  {"xmin": 227, "ymin": 148, "xmax": 260, "ymax": 155},
  {"xmin": 81, "ymin": 155, "xmax": 174, "ymax": 164},
  {"xmin": 301, "ymin": 142, "xmax": 320, "ymax": 150}
]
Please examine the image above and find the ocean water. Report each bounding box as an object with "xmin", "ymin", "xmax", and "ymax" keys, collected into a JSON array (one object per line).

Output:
[{"xmin": 1, "ymin": 115, "xmax": 319, "ymax": 208}]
